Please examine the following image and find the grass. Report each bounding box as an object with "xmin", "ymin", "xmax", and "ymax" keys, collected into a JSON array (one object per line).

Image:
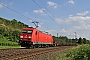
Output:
[
  {"xmin": 53, "ymin": 44, "xmax": 90, "ymax": 60},
  {"xmin": 0, "ymin": 46, "xmax": 21, "ymax": 49}
]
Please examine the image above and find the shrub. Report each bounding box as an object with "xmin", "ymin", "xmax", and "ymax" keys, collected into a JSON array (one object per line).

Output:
[{"xmin": 66, "ymin": 44, "xmax": 90, "ymax": 60}]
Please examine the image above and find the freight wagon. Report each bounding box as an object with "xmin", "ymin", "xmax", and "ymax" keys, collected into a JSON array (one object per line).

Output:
[{"xmin": 19, "ymin": 27, "xmax": 54, "ymax": 48}]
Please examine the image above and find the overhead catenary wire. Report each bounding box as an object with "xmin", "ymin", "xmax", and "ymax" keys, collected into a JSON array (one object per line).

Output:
[
  {"xmin": 0, "ymin": 1, "xmax": 76, "ymax": 38},
  {"xmin": 39, "ymin": 0, "xmax": 55, "ymax": 18},
  {"xmin": 32, "ymin": 0, "xmax": 76, "ymax": 37},
  {"xmin": 32, "ymin": 0, "xmax": 69, "ymax": 36},
  {"xmin": 0, "ymin": 3, "xmax": 32, "ymax": 20},
  {"xmin": 9, "ymin": 0, "xmax": 50, "ymax": 30},
  {"xmin": 32, "ymin": 0, "xmax": 55, "ymax": 22},
  {"xmin": 0, "ymin": 2, "xmax": 49, "ymax": 30},
  {"xmin": 10, "ymin": 0, "xmax": 37, "ymax": 20},
  {"xmin": 39, "ymin": 0, "xmax": 56, "ymax": 30},
  {"xmin": 32, "ymin": 0, "xmax": 63, "ymax": 29}
]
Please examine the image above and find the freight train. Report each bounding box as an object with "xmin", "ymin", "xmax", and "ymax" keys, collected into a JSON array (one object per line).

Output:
[{"xmin": 19, "ymin": 27, "xmax": 55, "ymax": 48}]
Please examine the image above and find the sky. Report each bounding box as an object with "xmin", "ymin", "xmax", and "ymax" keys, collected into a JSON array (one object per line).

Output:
[{"xmin": 0, "ymin": 0, "xmax": 90, "ymax": 39}]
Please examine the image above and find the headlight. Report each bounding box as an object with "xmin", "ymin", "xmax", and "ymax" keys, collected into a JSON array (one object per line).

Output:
[
  {"xmin": 20, "ymin": 36, "xmax": 23, "ymax": 38},
  {"xmin": 28, "ymin": 36, "xmax": 31, "ymax": 38}
]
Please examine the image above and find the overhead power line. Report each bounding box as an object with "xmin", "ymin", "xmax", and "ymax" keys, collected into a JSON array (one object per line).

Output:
[
  {"xmin": 0, "ymin": 1, "xmax": 76, "ymax": 38},
  {"xmin": 32, "ymin": 0, "xmax": 77, "ymax": 38},
  {"xmin": 9, "ymin": 0, "xmax": 50, "ymax": 30},
  {"xmin": 0, "ymin": 3, "xmax": 32, "ymax": 20},
  {"xmin": 32, "ymin": 0, "xmax": 63, "ymax": 29},
  {"xmin": 32, "ymin": 0, "xmax": 68, "ymax": 36},
  {"xmin": 10, "ymin": 0, "xmax": 37, "ymax": 20},
  {"xmin": 39, "ymin": 0, "xmax": 55, "ymax": 18},
  {"xmin": 0, "ymin": 3, "xmax": 50, "ymax": 30}
]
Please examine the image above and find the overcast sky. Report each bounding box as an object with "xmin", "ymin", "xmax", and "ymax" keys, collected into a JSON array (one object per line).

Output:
[{"xmin": 0, "ymin": 0, "xmax": 90, "ymax": 39}]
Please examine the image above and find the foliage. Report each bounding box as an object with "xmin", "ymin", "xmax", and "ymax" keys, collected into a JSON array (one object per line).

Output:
[
  {"xmin": 0, "ymin": 18, "xmax": 28, "ymax": 30},
  {"xmin": 55, "ymin": 44, "xmax": 90, "ymax": 60},
  {"xmin": 53, "ymin": 35, "xmax": 90, "ymax": 44},
  {"xmin": 83, "ymin": 38, "xmax": 87, "ymax": 44},
  {"xmin": 53, "ymin": 36, "xmax": 69, "ymax": 42},
  {"xmin": 78, "ymin": 37, "xmax": 83, "ymax": 44},
  {"xmin": 0, "ymin": 34, "xmax": 18, "ymax": 46},
  {"xmin": 0, "ymin": 17, "xmax": 29, "ymax": 46},
  {"xmin": 66, "ymin": 44, "xmax": 90, "ymax": 60},
  {"xmin": 0, "ymin": 46, "xmax": 21, "ymax": 49}
]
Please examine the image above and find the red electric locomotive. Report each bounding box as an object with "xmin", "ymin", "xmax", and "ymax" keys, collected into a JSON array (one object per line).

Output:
[{"xmin": 19, "ymin": 27, "xmax": 54, "ymax": 48}]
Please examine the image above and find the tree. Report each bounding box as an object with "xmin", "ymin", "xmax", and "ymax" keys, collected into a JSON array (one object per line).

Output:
[
  {"xmin": 78, "ymin": 37, "xmax": 83, "ymax": 44},
  {"xmin": 68, "ymin": 39, "xmax": 72, "ymax": 43},
  {"xmin": 83, "ymin": 38, "xmax": 87, "ymax": 44},
  {"xmin": 86, "ymin": 40, "xmax": 90, "ymax": 44},
  {"xmin": 0, "ymin": 27, "xmax": 5, "ymax": 35},
  {"xmin": 59, "ymin": 36, "xmax": 68, "ymax": 42},
  {"xmin": 72, "ymin": 39, "xmax": 76, "ymax": 43}
]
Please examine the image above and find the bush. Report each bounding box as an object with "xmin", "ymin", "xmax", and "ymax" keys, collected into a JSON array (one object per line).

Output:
[{"xmin": 66, "ymin": 44, "xmax": 90, "ymax": 60}]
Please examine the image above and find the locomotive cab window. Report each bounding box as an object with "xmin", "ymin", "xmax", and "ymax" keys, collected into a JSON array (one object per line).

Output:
[{"xmin": 22, "ymin": 30, "xmax": 33, "ymax": 34}]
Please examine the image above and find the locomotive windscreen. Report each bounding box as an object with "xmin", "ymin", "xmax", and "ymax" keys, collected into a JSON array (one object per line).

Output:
[{"xmin": 22, "ymin": 30, "xmax": 33, "ymax": 34}]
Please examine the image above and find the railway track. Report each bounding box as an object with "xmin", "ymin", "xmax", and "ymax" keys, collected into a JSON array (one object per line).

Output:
[{"xmin": 0, "ymin": 46, "xmax": 74, "ymax": 60}]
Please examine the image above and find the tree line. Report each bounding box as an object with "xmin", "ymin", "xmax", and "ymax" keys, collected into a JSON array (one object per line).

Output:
[{"xmin": 53, "ymin": 36, "xmax": 90, "ymax": 44}]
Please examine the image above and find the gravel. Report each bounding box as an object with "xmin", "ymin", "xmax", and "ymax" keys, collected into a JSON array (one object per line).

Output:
[{"xmin": 21, "ymin": 46, "xmax": 73, "ymax": 60}]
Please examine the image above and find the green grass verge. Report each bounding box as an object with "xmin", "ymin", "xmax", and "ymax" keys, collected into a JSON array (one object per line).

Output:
[
  {"xmin": 0, "ymin": 46, "xmax": 21, "ymax": 49},
  {"xmin": 53, "ymin": 44, "xmax": 90, "ymax": 60}
]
